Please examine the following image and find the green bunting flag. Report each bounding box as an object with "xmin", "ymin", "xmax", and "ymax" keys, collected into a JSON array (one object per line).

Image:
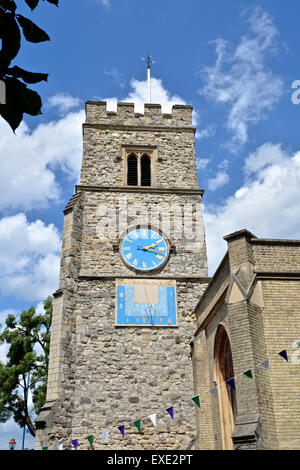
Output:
[
  {"xmin": 192, "ymin": 395, "xmax": 200, "ymax": 408},
  {"xmin": 244, "ymin": 369, "xmax": 253, "ymax": 379},
  {"xmin": 86, "ymin": 435, "xmax": 94, "ymax": 448},
  {"xmin": 133, "ymin": 420, "xmax": 141, "ymax": 432},
  {"xmin": 42, "ymin": 446, "xmax": 48, "ymax": 450}
]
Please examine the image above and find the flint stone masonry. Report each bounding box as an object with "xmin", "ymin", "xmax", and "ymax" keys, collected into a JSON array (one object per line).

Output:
[
  {"xmin": 34, "ymin": 101, "xmax": 209, "ymax": 450},
  {"xmin": 81, "ymin": 102, "xmax": 198, "ymax": 189}
]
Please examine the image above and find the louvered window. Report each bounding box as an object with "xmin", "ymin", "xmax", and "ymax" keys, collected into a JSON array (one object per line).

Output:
[
  {"xmin": 127, "ymin": 154, "xmax": 138, "ymax": 186},
  {"xmin": 141, "ymin": 154, "xmax": 151, "ymax": 186}
]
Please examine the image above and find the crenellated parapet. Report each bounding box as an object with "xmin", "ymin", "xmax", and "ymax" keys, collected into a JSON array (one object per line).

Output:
[{"xmin": 85, "ymin": 101, "xmax": 194, "ymax": 128}]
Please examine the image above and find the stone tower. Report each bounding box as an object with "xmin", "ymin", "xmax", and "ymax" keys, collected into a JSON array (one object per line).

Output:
[{"xmin": 35, "ymin": 101, "xmax": 209, "ymax": 450}]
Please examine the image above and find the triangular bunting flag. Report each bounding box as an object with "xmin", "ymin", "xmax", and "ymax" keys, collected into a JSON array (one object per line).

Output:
[
  {"xmin": 209, "ymin": 386, "xmax": 218, "ymax": 397},
  {"xmin": 244, "ymin": 369, "xmax": 253, "ymax": 379},
  {"xmin": 42, "ymin": 446, "xmax": 48, "ymax": 450},
  {"xmin": 133, "ymin": 420, "xmax": 141, "ymax": 432},
  {"xmin": 118, "ymin": 425, "xmax": 125, "ymax": 437},
  {"xmin": 148, "ymin": 414, "xmax": 157, "ymax": 427},
  {"xmin": 102, "ymin": 430, "xmax": 109, "ymax": 443},
  {"xmin": 279, "ymin": 349, "xmax": 288, "ymax": 362},
  {"xmin": 261, "ymin": 359, "xmax": 270, "ymax": 371},
  {"xmin": 226, "ymin": 378, "xmax": 235, "ymax": 390},
  {"xmin": 192, "ymin": 395, "xmax": 200, "ymax": 408},
  {"xmin": 166, "ymin": 407, "xmax": 174, "ymax": 419},
  {"xmin": 86, "ymin": 435, "xmax": 94, "ymax": 448},
  {"xmin": 71, "ymin": 439, "xmax": 78, "ymax": 450},
  {"xmin": 58, "ymin": 444, "xmax": 63, "ymax": 450}
]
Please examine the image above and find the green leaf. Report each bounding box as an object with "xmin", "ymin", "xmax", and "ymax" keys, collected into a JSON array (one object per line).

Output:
[
  {"xmin": 0, "ymin": 0, "xmax": 16, "ymax": 12},
  {"xmin": 7, "ymin": 65, "xmax": 48, "ymax": 84},
  {"xmin": 0, "ymin": 77, "xmax": 42, "ymax": 131},
  {"xmin": 24, "ymin": 0, "xmax": 39, "ymax": 10},
  {"xmin": 0, "ymin": 11, "xmax": 21, "ymax": 67},
  {"xmin": 16, "ymin": 14, "xmax": 50, "ymax": 43}
]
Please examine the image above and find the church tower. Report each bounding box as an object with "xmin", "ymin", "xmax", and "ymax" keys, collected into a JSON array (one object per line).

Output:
[{"xmin": 35, "ymin": 100, "xmax": 209, "ymax": 450}]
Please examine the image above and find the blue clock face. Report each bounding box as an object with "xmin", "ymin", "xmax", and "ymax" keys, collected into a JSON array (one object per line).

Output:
[{"xmin": 120, "ymin": 228, "xmax": 169, "ymax": 271}]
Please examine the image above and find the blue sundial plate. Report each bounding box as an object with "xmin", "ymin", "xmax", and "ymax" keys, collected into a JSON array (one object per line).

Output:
[
  {"xmin": 120, "ymin": 228, "xmax": 168, "ymax": 271},
  {"xmin": 115, "ymin": 279, "xmax": 177, "ymax": 326}
]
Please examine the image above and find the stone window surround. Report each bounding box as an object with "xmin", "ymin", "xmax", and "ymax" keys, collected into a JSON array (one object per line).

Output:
[{"xmin": 122, "ymin": 145, "xmax": 157, "ymax": 187}]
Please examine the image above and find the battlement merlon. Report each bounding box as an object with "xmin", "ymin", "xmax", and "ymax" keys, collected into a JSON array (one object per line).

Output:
[{"xmin": 85, "ymin": 101, "xmax": 194, "ymax": 128}]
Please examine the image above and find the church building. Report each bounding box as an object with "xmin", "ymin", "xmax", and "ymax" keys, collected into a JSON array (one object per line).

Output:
[
  {"xmin": 35, "ymin": 99, "xmax": 300, "ymax": 451},
  {"xmin": 192, "ymin": 229, "xmax": 300, "ymax": 450}
]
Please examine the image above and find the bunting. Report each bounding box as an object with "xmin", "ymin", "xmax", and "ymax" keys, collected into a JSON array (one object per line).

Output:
[
  {"xmin": 40, "ymin": 345, "xmax": 290, "ymax": 449},
  {"xmin": 244, "ymin": 369, "xmax": 253, "ymax": 379},
  {"xmin": 71, "ymin": 439, "xmax": 78, "ymax": 450},
  {"xmin": 86, "ymin": 435, "xmax": 94, "ymax": 449},
  {"xmin": 261, "ymin": 359, "xmax": 270, "ymax": 371},
  {"xmin": 279, "ymin": 349, "xmax": 288, "ymax": 362},
  {"xmin": 148, "ymin": 414, "xmax": 156, "ymax": 427},
  {"xmin": 226, "ymin": 378, "xmax": 235, "ymax": 390},
  {"xmin": 192, "ymin": 395, "xmax": 200, "ymax": 408},
  {"xmin": 209, "ymin": 386, "xmax": 218, "ymax": 398},
  {"xmin": 133, "ymin": 420, "xmax": 141, "ymax": 432}
]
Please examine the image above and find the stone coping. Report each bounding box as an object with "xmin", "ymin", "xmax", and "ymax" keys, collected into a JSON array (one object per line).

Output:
[
  {"xmin": 75, "ymin": 185, "xmax": 204, "ymax": 196},
  {"xmin": 83, "ymin": 123, "xmax": 196, "ymax": 133}
]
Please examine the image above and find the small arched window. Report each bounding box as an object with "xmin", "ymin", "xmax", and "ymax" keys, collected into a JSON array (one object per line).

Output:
[
  {"xmin": 127, "ymin": 154, "xmax": 138, "ymax": 186},
  {"xmin": 141, "ymin": 154, "xmax": 151, "ymax": 186}
]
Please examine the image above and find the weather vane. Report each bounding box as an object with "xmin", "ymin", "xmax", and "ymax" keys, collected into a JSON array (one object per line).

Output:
[{"xmin": 142, "ymin": 51, "xmax": 155, "ymax": 104}]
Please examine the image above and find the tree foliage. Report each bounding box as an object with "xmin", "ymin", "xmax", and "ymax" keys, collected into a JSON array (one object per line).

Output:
[
  {"xmin": 0, "ymin": 0, "xmax": 59, "ymax": 132},
  {"xmin": 0, "ymin": 296, "xmax": 52, "ymax": 437}
]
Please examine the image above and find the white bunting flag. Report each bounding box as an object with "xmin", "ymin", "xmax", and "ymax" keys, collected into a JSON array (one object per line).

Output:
[
  {"xmin": 148, "ymin": 413, "xmax": 157, "ymax": 427},
  {"xmin": 58, "ymin": 444, "xmax": 63, "ymax": 450},
  {"xmin": 102, "ymin": 430, "xmax": 109, "ymax": 443}
]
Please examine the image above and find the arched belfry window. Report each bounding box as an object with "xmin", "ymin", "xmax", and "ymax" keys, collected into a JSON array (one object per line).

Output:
[
  {"xmin": 214, "ymin": 324, "xmax": 237, "ymax": 450},
  {"xmin": 124, "ymin": 149, "xmax": 155, "ymax": 187},
  {"xmin": 141, "ymin": 154, "xmax": 151, "ymax": 186},
  {"xmin": 127, "ymin": 154, "xmax": 138, "ymax": 186}
]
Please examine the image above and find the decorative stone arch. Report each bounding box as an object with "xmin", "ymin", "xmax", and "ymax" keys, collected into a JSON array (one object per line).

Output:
[{"xmin": 214, "ymin": 323, "xmax": 237, "ymax": 450}]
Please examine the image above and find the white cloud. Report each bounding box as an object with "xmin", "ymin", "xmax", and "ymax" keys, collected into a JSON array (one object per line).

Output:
[
  {"xmin": 104, "ymin": 67, "xmax": 125, "ymax": 88},
  {"xmin": 196, "ymin": 158, "xmax": 210, "ymax": 171},
  {"xmin": 102, "ymin": 77, "xmax": 199, "ymax": 123},
  {"xmin": 199, "ymin": 7, "xmax": 284, "ymax": 152},
  {"xmin": 205, "ymin": 143, "xmax": 300, "ymax": 274},
  {"xmin": 47, "ymin": 93, "xmax": 82, "ymax": 114},
  {"xmin": 0, "ymin": 214, "xmax": 61, "ymax": 301},
  {"xmin": 207, "ymin": 171, "xmax": 230, "ymax": 191},
  {"xmin": 0, "ymin": 108, "xmax": 84, "ymax": 211}
]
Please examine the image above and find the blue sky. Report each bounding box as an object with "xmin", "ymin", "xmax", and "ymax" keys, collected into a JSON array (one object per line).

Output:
[{"xmin": 1, "ymin": 0, "xmax": 300, "ymax": 449}]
